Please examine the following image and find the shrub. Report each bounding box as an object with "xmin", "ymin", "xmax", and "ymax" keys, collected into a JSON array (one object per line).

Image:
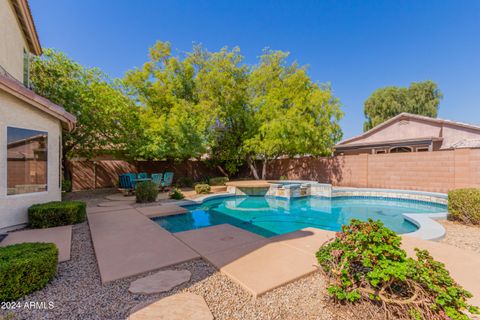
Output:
[
  {"xmin": 135, "ymin": 181, "xmax": 158, "ymax": 203},
  {"xmin": 28, "ymin": 201, "xmax": 86, "ymax": 229},
  {"xmin": 195, "ymin": 184, "xmax": 211, "ymax": 194},
  {"xmin": 279, "ymin": 175, "xmax": 288, "ymax": 180},
  {"xmin": 0, "ymin": 243, "xmax": 58, "ymax": 301},
  {"xmin": 209, "ymin": 177, "xmax": 229, "ymax": 186},
  {"xmin": 169, "ymin": 187, "xmax": 185, "ymax": 200},
  {"xmin": 316, "ymin": 219, "xmax": 478, "ymax": 320},
  {"xmin": 175, "ymin": 177, "xmax": 194, "ymax": 188},
  {"xmin": 61, "ymin": 180, "xmax": 72, "ymax": 192},
  {"xmin": 448, "ymin": 188, "xmax": 480, "ymax": 225}
]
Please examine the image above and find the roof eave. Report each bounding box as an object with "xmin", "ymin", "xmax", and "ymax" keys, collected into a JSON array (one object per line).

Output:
[
  {"xmin": 0, "ymin": 76, "xmax": 76, "ymax": 131},
  {"xmin": 335, "ymin": 137, "xmax": 443, "ymax": 150},
  {"xmin": 11, "ymin": 0, "xmax": 42, "ymax": 55}
]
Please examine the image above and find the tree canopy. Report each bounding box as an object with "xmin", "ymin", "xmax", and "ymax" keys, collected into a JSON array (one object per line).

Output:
[
  {"xmin": 244, "ymin": 50, "xmax": 343, "ymax": 179},
  {"xmin": 31, "ymin": 43, "xmax": 344, "ymax": 180},
  {"xmin": 363, "ymin": 81, "xmax": 443, "ymax": 131},
  {"xmin": 30, "ymin": 49, "xmax": 141, "ymax": 177},
  {"xmin": 124, "ymin": 41, "xmax": 343, "ymax": 178}
]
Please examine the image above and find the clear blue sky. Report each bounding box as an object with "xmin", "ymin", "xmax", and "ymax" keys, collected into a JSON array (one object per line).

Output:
[{"xmin": 30, "ymin": 0, "xmax": 480, "ymax": 139}]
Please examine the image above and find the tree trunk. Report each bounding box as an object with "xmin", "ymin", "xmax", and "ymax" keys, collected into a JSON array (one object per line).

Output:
[
  {"xmin": 261, "ymin": 158, "xmax": 268, "ymax": 180},
  {"xmin": 216, "ymin": 165, "xmax": 229, "ymax": 178},
  {"xmin": 246, "ymin": 156, "xmax": 260, "ymax": 180}
]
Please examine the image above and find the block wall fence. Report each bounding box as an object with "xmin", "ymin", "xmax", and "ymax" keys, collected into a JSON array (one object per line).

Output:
[{"xmin": 70, "ymin": 149, "xmax": 480, "ymax": 193}]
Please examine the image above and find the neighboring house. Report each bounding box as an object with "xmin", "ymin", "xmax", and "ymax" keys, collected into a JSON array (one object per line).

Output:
[
  {"xmin": 0, "ymin": 0, "xmax": 76, "ymax": 231},
  {"xmin": 335, "ymin": 113, "xmax": 480, "ymax": 155}
]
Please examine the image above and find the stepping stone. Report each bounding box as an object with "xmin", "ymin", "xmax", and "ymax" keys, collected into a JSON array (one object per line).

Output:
[
  {"xmin": 129, "ymin": 270, "xmax": 191, "ymax": 294},
  {"xmin": 128, "ymin": 292, "xmax": 213, "ymax": 320}
]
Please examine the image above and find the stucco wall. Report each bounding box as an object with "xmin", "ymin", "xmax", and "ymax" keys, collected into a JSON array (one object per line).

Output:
[
  {"xmin": 0, "ymin": 90, "xmax": 62, "ymax": 230},
  {"xmin": 0, "ymin": 0, "xmax": 30, "ymax": 81},
  {"xmin": 441, "ymin": 124, "xmax": 480, "ymax": 148},
  {"xmin": 343, "ymin": 118, "xmax": 480, "ymax": 150},
  {"xmin": 356, "ymin": 119, "xmax": 441, "ymax": 143}
]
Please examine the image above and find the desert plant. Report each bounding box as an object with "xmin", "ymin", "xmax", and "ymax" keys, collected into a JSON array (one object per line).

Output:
[
  {"xmin": 61, "ymin": 179, "xmax": 72, "ymax": 192},
  {"xmin": 28, "ymin": 201, "xmax": 86, "ymax": 228},
  {"xmin": 0, "ymin": 243, "xmax": 58, "ymax": 301},
  {"xmin": 175, "ymin": 177, "xmax": 194, "ymax": 188},
  {"xmin": 208, "ymin": 176, "xmax": 229, "ymax": 186},
  {"xmin": 135, "ymin": 181, "xmax": 158, "ymax": 203},
  {"xmin": 195, "ymin": 184, "xmax": 211, "ymax": 194},
  {"xmin": 448, "ymin": 188, "xmax": 480, "ymax": 225},
  {"xmin": 169, "ymin": 187, "xmax": 185, "ymax": 200},
  {"xmin": 316, "ymin": 219, "xmax": 478, "ymax": 320}
]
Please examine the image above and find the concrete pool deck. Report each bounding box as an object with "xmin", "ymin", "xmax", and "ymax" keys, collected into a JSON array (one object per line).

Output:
[
  {"xmin": 0, "ymin": 225, "xmax": 72, "ymax": 262},
  {"xmin": 87, "ymin": 192, "xmax": 480, "ymax": 304},
  {"xmin": 88, "ymin": 208, "xmax": 199, "ymax": 283}
]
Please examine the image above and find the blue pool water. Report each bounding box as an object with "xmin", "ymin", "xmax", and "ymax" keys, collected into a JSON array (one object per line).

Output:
[{"xmin": 153, "ymin": 196, "xmax": 447, "ymax": 237}]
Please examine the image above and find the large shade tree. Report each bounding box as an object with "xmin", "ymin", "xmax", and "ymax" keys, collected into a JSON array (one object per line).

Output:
[
  {"xmin": 123, "ymin": 41, "xmax": 216, "ymax": 161},
  {"xmin": 363, "ymin": 80, "xmax": 443, "ymax": 131},
  {"xmin": 124, "ymin": 42, "xmax": 253, "ymax": 175},
  {"xmin": 124, "ymin": 42, "xmax": 343, "ymax": 179},
  {"xmin": 30, "ymin": 49, "xmax": 141, "ymax": 179},
  {"xmin": 244, "ymin": 50, "xmax": 343, "ymax": 179}
]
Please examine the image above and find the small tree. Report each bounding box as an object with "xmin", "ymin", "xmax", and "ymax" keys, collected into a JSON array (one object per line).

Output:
[
  {"xmin": 244, "ymin": 50, "xmax": 343, "ymax": 179},
  {"xmin": 363, "ymin": 80, "xmax": 443, "ymax": 131}
]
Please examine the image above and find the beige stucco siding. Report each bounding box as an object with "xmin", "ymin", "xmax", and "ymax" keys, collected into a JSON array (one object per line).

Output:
[
  {"xmin": 0, "ymin": 0, "xmax": 30, "ymax": 82},
  {"xmin": 358, "ymin": 119, "xmax": 441, "ymax": 143},
  {"xmin": 441, "ymin": 124, "xmax": 480, "ymax": 148},
  {"xmin": 0, "ymin": 90, "xmax": 62, "ymax": 230}
]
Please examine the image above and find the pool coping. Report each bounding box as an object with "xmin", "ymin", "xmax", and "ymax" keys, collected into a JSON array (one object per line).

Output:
[{"xmin": 178, "ymin": 188, "xmax": 448, "ymax": 241}]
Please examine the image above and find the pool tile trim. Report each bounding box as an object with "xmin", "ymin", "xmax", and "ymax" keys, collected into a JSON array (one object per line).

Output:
[{"xmin": 183, "ymin": 187, "xmax": 448, "ymax": 241}]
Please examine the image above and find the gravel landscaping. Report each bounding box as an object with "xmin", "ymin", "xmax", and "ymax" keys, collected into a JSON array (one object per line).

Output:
[
  {"xmin": 3, "ymin": 190, "xmax": 479, "ymax": 320},
  {"xmin": 439, "ymin": 219, "xmax": 480, "ymax": 254},
  {"xmin": 0, "ymin": 221, "xmax": 339, "ymax": 320}
]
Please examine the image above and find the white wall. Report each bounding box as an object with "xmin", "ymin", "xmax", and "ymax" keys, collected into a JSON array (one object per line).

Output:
[
  {"xmin": 0, "ymin": 0, "xmax": 30, "ymax": 81},
  {"xmin": 0, "ymin": 90, "xmax": 62, "ymax": 231}
]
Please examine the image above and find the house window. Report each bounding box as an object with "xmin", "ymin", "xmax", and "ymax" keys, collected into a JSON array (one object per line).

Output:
[
  {"xmin": 7, "ymin": 127, "xmax": 48, "ymax": 195},
  {"xmin": 23, "ymin": 49, "xmax": 30, "ymax": 87},
  {"xmin": 375, "ymin": 149, "xmax": 387, "ymax": 154},
  {"xmin": 389, "ymin": 146, "xmax": 412, "ymax": 153},
  {"xmin": 416, "ymin": 147, "xmax": 429, "ymax": 152}
]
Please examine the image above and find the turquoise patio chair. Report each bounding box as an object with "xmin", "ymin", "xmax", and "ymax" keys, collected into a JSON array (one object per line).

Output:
[
  {"xmin": 137, "ymin": 172, "xmax": 148, "ymax": 179},
  {"xmin": 151, "ymin": 173, "xmax": 163, "ymax": 189},
  {"xmin": 161, "ymin": 172, "xmax": 174, "ymax": 191},
  {"xmin": 125, "ymin": 173, "xmax": 137, "ymax": 189},
  {"xmin": 118, "ymin": 174, "xmax": 127, "ymax": 188}
]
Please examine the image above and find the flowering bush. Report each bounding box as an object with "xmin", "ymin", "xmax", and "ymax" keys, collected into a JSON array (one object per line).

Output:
[{"xmin": 316, "ymin": 219, "xmax": 478, "ymax": 320}]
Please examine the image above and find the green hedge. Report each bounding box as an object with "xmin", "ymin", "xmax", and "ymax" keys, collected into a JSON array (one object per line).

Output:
[
  {"xmin": 0, "ymin": 243, "xmax": 58, "ymax": 301},
  {"xmin": 209, "ymin": 177, "xmax": 229, "ymax": 186},
  {"xmin": 448, "ymin": 188, "xmax": 480, "ymax": 224},
  {"xmin": 195, "ymin": 184, "xmax": 211, "ymax": 194},
  {"xmin": 28, "ymin": 201, "xmax": 86, "ymax": 229},
  {"xmin": 136, "ymin": 181, "xmax": 158, "ymax": 203}
]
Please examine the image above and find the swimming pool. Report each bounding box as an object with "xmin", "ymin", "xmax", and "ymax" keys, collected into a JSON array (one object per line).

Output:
[{"xmin": 153, "ymin": 196, "xmax": 447, "ymax": 237}]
